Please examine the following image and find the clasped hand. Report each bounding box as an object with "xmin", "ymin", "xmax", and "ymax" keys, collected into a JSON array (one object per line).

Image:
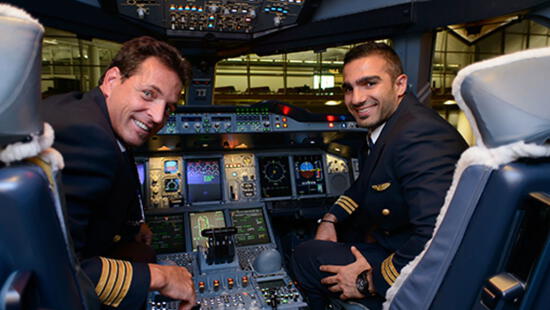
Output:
[{"xmin": 319, "ymin": 246, "xmax": 372, "ymax": 300}]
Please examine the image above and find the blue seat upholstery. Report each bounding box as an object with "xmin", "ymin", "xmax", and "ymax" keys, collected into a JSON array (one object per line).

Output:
[
  {"xmin": 383, "ymin": 47, "xmax": 550, "ymax": 310},
  {"xmin": 0, "ymin": 163, "xmax": 98, "ymax": 310}
]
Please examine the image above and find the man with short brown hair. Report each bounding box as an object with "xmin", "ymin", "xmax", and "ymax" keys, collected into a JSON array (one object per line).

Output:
[{"xmin": 41, "ymin": 36, "xmax": 195, "ymax": 310}]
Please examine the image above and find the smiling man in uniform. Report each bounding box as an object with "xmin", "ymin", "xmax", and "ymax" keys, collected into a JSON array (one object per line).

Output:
[
  {"xmin": 40, "ymin": 36, "xmax": 195, "ymax": 310},
  {"xmin": 292, "ymin": 42, "xmax": 468, "ymax": 309}
]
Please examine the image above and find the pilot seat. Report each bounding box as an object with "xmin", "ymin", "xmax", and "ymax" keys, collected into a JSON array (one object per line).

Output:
[
  {"xmin": 0, "ymin": 4, "xmax": 99, "ymax": 310},
  {"xmin": 380, "ymin": 47, "xmax": 550, "ymax": 310}
]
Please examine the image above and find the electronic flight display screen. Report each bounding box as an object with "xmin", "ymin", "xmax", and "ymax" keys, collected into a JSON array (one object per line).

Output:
[
  {"xmin": 147, "ymin": 214, "xmax": 185, "ymax": 254},
  {"xmin": 189, "ymin": 211, "xmax": 226, "ymax": 250},
  {"xmin": 164, "ymin": 160, "xmax": 179, "ymax": 174},
  {"xmin": 293, "ymin": 154, "xmax": 326, "ymax": 195},
  {"xmin": 186, "ymin": 158, "xmax": 222, "ymax": 202},
  {"xmin": 259, "ymin": 156, "xmax": 292, "ymax": 198},
  {"xmin": 230, "ymin": 208, "xmax": 271, "ymax": 246}
]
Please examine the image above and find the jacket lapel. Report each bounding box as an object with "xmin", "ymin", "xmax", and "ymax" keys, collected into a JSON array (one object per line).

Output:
[{"xmin": 358, "ymin": 93, "xmax": 413, "ymax": 182}]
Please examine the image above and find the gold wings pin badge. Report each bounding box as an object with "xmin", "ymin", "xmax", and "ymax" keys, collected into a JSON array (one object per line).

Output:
[{"xmin": 371, "ymin": 182, "xmax": 391, "ymax": 191}]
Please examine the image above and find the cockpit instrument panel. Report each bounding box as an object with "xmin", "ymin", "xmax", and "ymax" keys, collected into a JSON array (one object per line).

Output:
[
  {"xmin": 224, "ymin": 153, "xmax": 259, "ymax": 202},
  {"xmin": 148, "ymin": 157, "xmax": 183, "ymax": 209},
  {"xmin": 148, "ymin": 214, "xmax": 185, "ymax": 254},
  {"xmin": 117, "ymin": 0, "xmax": 308, "ymax": 39},
  {"xmin": 258, "ymin": 156, "xmax": 292, "ymax": 198},
  {"xmin": 189, "ymin": 210, "xmax": 226, "ymax": 250},
  {"xmin": 185, "ymin": 158, "xmax": 222, "ymax": 203},
  {"xmin": 230, "ymin": 208, "xmax": 270, "ymax": 247},
  {"xmin": 293, "ymin": 154, "xmax": 325, "ymax": 196}
]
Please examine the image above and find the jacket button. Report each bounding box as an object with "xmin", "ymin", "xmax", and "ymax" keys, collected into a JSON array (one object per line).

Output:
[
  {"xmin": 113, "ymin": 234, "xmax": 121, "ymax": 242},
  {"xmin": 381, "ymin": 209, "xmax": 390, "ymax": 216}
]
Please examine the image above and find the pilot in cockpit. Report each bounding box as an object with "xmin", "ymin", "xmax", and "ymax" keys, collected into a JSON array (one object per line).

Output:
[
  {"xmin": 292, "ymin": 42, "xmax": 468, "ymax": 309},
  {"xmin": 39, "ymin": 36, "xmax": 196, "ymax": 310}
]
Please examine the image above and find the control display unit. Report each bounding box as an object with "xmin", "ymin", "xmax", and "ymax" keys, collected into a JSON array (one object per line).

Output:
[
  {"xmin": 293, "ymin": 154, "xmax": 325, "ymax": 196},
  {"xmin": 186, "ymin": 158, "xmax": 222, "ymax": 202},
  {"xmin": 258, "ymin": 278, "xmax": 286, "ymax": 290},
  {"xmin": 258, "ymin": 156, "xmax": 292, "ymax": 198},
  {"xmin": 230, "ymin": 208, "xmax": 270, "ymax": 246},
  {"xmin": 148, "ymin": 214, "xmax": 185, "ymax": 254},
  {"xmin": 189, "ymin": 210, "xmax": 226, "ymax": 250}
]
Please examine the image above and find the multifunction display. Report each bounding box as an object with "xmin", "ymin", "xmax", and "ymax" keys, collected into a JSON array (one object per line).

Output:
[
  {"xmin": 148, "ymin": 215, "xmax": 185, "ymax": 254},
  {"xmin": 189, "ymin": 211, "xmax": 226, "ymax": 250},
  {"xmin": 293, "ymin": 154, "xmax": 325, "ymax": 195},
  {"xmin": 230, "ymin": 208, "xmax": 270, "ymax": 246},
  {"xmin": 258, "ymin": 156, "xmax": 292, "ymax": 198},
  {"xmin": 186, "ymin": 158, "xmax": 222, "ymax": 202}
]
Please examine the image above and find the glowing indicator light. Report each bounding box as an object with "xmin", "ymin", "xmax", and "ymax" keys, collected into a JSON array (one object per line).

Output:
[
  {"xmin": 326, "ymin": 115, "xmax": 336, "ymax": 122},
  {"xmin": 282, "ymin": 106, "xmax": 291, "ymax": 115},
  {"xmin": 282, "ymin": 117, "xmax": 287, "ymax": 122},
  {"xmin": 328, "ymin": 123, "xmax": 334, "ymax": 128},
  {"xmin": 283, "ymin": 123, "xmax": 288, "ymax": 128}
]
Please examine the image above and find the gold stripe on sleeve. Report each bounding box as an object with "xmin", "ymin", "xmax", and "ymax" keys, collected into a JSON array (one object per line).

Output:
[
  {"xmin": 95, "ymin": 257, "xmax": 111, "ymax": 299},
  {"xmin": 111, "ymin": 260, "xmax": 133, "ymax": 307},
  {"xmin": 381, "ymin": 254, "xmax": 399, "ymax": 285},
  {"xmin": 381, "ymin": 260, "xmax": 395, "ymax": 285},
  {"xmin": 338, "ymin": 197, "xmax": 357, "ymax": 212},
  {"xmin": 339, "ymin": 195, "xmax": 359, "ymax": 210},
  {"xmin": 104, "ymin": 259, "xmax": 125, "ymax": 306},
  {"xmin": 335, "ymin": 199, "xmax": 354, "ymax": 214},
  {"xmin": 98, "ymin": 258, "xmax": 119, "ymax": 303},
  {"xmin": 385, "ymin": 254, "xmax": 399, "ymax": 279}
]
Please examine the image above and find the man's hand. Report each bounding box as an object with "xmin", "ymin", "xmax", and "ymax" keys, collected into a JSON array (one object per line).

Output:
[
  {"xmin": 319, "ymin": 246, "xmax": 373, "ymax": 300},
  {"xmin": 135, "ymin": 223, "xmax": 153, "ymax": 245},
  {"xmin": 314, "ymin": 213, "xmax": 338, "ymax": 242},
  {"xmin": 149, "ymin": 264, "xmax": 196, "ymax": 310}
]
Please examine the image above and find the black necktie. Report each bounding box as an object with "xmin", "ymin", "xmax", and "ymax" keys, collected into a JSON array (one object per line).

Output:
[{"xmin": 366, "ymin": 132, "xmax": 374, "ymax": 154}]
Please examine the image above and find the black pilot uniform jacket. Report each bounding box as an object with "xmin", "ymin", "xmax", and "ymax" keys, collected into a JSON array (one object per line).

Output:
[
  {"xmin": 329, "ymin": 92, "xmax": 468, "ymax": 296},
  {"xmin": 40, "ymin": 88, "xmax": 149, "ymax": 309}
]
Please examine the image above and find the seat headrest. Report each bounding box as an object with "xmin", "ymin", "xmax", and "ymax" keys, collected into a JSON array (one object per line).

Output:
[
  {"xmin": 452, "ymin": 47, "xmax": 550, "ymax": 148},
  {"xmin": 0, "ymin": 4, "xmax": 44, "ymax": 147}
]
